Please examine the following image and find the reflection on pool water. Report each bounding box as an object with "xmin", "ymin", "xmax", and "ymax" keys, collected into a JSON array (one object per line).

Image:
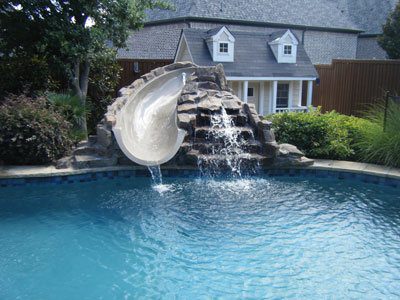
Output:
[{"xmin": 0, "ymin": 175, "xmax": 399, "ymax": 299}]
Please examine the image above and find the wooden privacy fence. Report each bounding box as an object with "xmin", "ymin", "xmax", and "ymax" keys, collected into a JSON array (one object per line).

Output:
[
  {"xmin": 117, "ymin": 59, "xmax": 173, "ymax": 91},
  {"xmin": 312, "ymin": 59, "xmax": 400, "ymax": 116}
]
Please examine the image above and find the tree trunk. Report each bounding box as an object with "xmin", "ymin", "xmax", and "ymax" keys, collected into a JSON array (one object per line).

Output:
[{"xmin": 72, "ymin": 59, "xmax": 90, "ymax": 139}]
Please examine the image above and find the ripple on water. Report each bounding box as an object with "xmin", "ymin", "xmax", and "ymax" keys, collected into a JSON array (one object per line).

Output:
[{"xmin": 0, "ymin": 175, "xmax": 399, "ymax": 299}]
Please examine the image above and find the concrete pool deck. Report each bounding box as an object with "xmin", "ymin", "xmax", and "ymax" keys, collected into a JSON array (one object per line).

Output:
[{"xmin": 0, "ymin": 160, "xmax": 399, "ymax": 180}]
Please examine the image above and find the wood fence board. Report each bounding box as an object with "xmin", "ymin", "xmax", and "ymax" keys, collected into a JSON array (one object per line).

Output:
[{"xmin": 313, "ymin": 59, "xmax": 400, "ymax": 116}]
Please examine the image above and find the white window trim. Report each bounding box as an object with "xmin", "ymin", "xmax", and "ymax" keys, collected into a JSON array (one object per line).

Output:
[
  {"xmin": 219, "ymin": 42, "xmax": 229, "ymax": 54},
  {"xmin": 283, "ymin": 44, "xmax": 293, "ymax": 56}
]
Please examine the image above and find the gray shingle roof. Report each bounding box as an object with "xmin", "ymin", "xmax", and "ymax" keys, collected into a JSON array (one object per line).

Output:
[
  {"xmin": 328, "ymin": 0, "xmax": 398, "ymax": 35},
  {"xmin": 117, "ymin": 25, "xmax": 185, "ymax": 60},
  {"xmin": 181, "ymin": 28, "xmax": 318, "ymax": 78},
  {"xmin": 146, "ymin": 0, "xmax": 360, "ymax": 32}
]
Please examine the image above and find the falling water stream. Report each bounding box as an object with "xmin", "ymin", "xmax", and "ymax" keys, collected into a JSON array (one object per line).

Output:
[
  {"xmin": 147, "ymin": 165, "xmax": 174, "ymax": 193},
  {"xmin": 199, "ymin": 107, "xmax": 253, "ymax": 176},
  {"xmin": 148, "ymin": 165, "xmax": 163, "ymax": 185}
]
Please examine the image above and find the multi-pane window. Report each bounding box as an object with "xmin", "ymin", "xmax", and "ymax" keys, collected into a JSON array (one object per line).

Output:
[
  {"xmin": 284, "ymin": 45, "xmax": 292, "ymax": 55},
  {"xmin": 277, "ymin": 83, "xmax": 289, "ymax": 108},
  {"xmin": 219, "ymin": 43, "xmax": 228, "ymax": 53}
]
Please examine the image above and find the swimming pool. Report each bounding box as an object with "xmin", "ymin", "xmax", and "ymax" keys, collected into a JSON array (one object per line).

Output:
[{"xmin": 1, "ymin": 174, "xmax": 399, "ymax": 299}]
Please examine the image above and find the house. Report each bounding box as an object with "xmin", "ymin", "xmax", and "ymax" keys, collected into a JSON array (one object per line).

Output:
[
  {"xmin": 175, "ymin": 26, "xmax": 318, "ymax": 114},
  {"xmin": 116, "ymin": 0, "xmax": 397, "ymax": 103},
  {"xmin": 118, "ymin": 0, "xmax": 397, "ymax": 64}
]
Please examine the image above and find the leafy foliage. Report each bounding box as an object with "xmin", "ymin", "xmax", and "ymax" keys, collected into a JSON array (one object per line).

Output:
[
  {"xmin": 266, "ymin": 109, "xmax": 370, "ymax": 160},
  {"xmin": 356, "ymin": 100, "xmax": 400, "ymax": 167},
  {"xmin": 0, "ymin": 0, "xmax": 169, "ymax": 134},
  {"xmin": 378, "ymin": 1, "xmax": 400, "ymax": 59},
  {"xmin": 47, "ymin": 92, "xmax": 88, "ymax": 141},
  {"xmin": 0, "ymin": 55, "xmax": 58, "ymax": 99},
  {"xmin": 0, "ymin": 94, "xmax": 74, "ymax": 165},
  {"xmin": 87, "ymin": 48, "xmax": 122, "ymax": 134}
]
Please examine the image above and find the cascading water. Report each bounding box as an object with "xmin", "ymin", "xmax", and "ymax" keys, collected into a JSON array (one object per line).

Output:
[{"xmin": 198, "ymin": 107, "xmax": 254, "ymax": 177}]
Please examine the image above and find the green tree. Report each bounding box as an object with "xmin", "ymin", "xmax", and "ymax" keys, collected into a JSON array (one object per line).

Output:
[
  {"xmin": 0, "ymin": 0, "xmax": 168, "ymax": 135},
  {"xmin": 378, "ymin": 1, "xmax": 400, "ymax": 59}
]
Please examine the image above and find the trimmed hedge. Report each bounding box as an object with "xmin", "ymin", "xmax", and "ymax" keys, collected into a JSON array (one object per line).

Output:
[
  {"xmin": 266, "ymin": 109, "xmax": 371, "ymax": 161},
  {"xmin": 0, "ymin": 94, "xmax": 74, "ymax": 165}
]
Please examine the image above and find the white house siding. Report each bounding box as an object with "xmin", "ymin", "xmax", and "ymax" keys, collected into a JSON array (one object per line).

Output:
[
  {"xmin": 248, "ymin": 82, "xmax": 259, "ymax": 109},
  {"xmin": 356, "ymin": 36, "xmax": 387, "ymax": 59},
  {"xmin": 262, "ymin": 82, "xmax": 272, "ymax": 114},
  {"xmin": 291, "ymin": 81, "xmax": 302, "ymax": 106}
]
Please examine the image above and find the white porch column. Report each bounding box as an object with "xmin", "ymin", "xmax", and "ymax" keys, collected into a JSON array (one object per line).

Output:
[
  {"xmin": 243, "ymin": 80, "xmax": 249, "ymax": 103},
  {"xmin": 238, "ymin": 81, "xmax": 243, "ymax": 99},
  {"xmin": 272, "ymin": 80, "xmax": 278, "ymax": 113},
  {"xmin": 307, "ymin": 80, "xmax": 313, "ymax": 108},
  {"xmin": 288, "ymin": 81, "xmax": 293, "ymax": 110},
  {"xmin": 258, "ymin": 81, "xmax": 265, "ymax": 115},
  {"xmin": 298, "ymin": 80, "xmax": 303, "ymax": 107}
]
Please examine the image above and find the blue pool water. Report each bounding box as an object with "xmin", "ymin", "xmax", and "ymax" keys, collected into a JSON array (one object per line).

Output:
[{"xmin": 1, "ymin": 175, "xmax": 400, "ymax": 299}]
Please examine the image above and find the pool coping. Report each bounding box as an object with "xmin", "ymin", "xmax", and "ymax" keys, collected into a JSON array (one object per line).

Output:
[{"xmin": 0, "ymin": 160, "xmax": 399, "ymax": 180}]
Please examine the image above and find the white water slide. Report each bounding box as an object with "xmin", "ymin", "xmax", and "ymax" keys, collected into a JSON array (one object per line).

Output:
[{"xmin": 112, "ymin": 67, "xmax": 195, "ymax": 166}]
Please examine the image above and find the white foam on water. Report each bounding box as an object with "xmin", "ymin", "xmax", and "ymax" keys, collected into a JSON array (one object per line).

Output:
[{"xmin": 152, "ymin": 184, "xmax": 175, "ymax": 194}]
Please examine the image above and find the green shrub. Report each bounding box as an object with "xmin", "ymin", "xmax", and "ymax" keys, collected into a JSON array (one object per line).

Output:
[
  {"xmin": 356, "ymin": 100, "xmax": 400, "ymax": 167},
  {"xmin": 47, "ymin": 92, "xmax": 88, "ymax": 142},
  {"xmin": 0, "ymin": 94, "xmax": 73, "ymax": 165},
  {"xmin": 266, "ymin": 108, "xmax": 370, "ymax": 160}
]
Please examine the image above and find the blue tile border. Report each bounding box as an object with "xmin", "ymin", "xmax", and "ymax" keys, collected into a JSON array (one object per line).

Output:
[{"xmin": 0, "ymin": 167, "xmax": 399, "ymax": 189}]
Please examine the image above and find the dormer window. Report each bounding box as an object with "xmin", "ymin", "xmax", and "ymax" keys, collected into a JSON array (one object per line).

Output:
[
  {"xmin": 219, "ymin": 42, "xmax": 229, "ymax": 53},
  {"xmin": 205, "ymin": 26, "xmax": 235, "ymax": 62},
  {"xmin": 268, "ymin": 30, "xmax": 298, "ymax": 63},
  {"xmin": 284, "ymin": 45, "xmax": 292, "ymax": 55}
]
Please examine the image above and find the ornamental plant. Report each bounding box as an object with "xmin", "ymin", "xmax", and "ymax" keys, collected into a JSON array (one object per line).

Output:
[
  {"xmin": 0, "ymin": 94, "xmax": 73, "ymax": 165},
  {"xmin": 266, "ymin": 108, "xmax": 370, "ymax": 160},
  {"xmin": 356, "ymin": 100, "xmax": 400, "ymax": 167}
]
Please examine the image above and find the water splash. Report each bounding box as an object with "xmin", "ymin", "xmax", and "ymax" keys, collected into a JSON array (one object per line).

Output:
[{"xmin": 148, "ymin": 165, "xmax": 174, "ymax": 193}]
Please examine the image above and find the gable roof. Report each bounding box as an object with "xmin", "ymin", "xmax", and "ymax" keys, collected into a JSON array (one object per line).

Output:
[
  {"xmin": 328, "ymin": 0, "xmax": 398, "ymax": 35},
  {"xmin": 206, "ymin": 26, "xmax": 235, "ymax": 42},
  {"xmin": 268, "ymin": 30, "xmax": 299, "ymax": 45},
  {"xmin": 146, "ymin": 0, "xmax": 361, "ymax": 32},
  {"xmin": 205, "ymin": 26, "xmax": 226, "ymax": 37},
  {"xmin": 178, "ymin": 28, "xmax": 318, "ymax": 78}
]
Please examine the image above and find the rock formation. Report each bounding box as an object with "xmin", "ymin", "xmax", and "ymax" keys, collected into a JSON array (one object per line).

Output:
[{"xmin": 56, "ymin": 62, "xmax": 313, "ymax": 170}]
